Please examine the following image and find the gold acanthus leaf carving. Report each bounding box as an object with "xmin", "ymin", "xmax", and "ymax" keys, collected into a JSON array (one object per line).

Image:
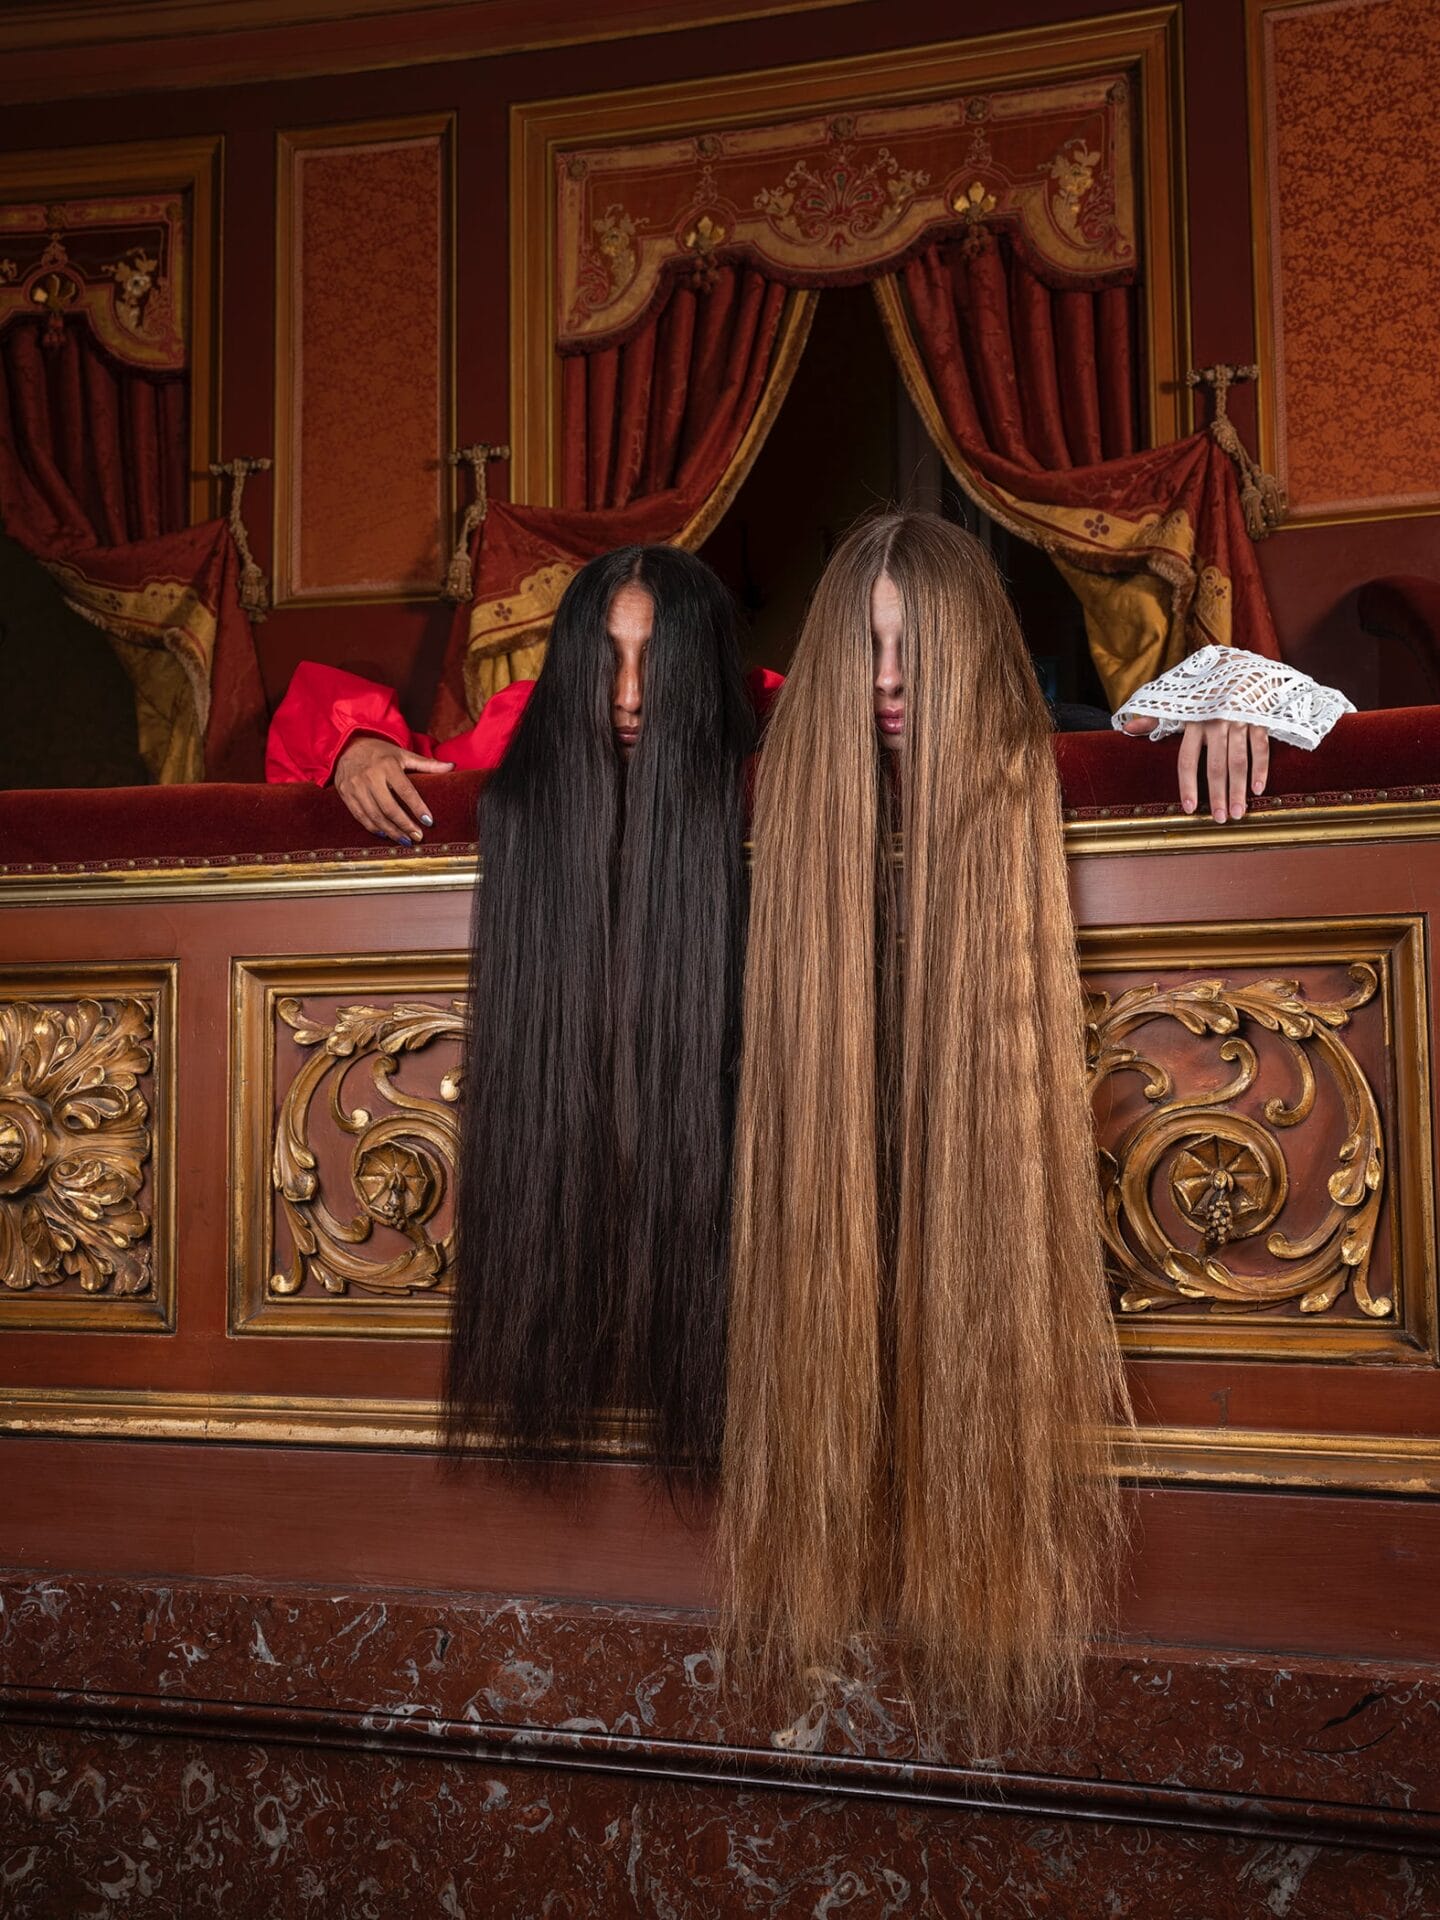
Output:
[
  {"xmin": 269, "ymin": 998, "xmax": 463, "ymax": 1300},
  {"xmin": 1087, "ymin": 967, "xmax": 1388, "ymax": 1318},
  {"xmin": 0, "ymin": 998, "xmax": 153, "ymax": 1295}
]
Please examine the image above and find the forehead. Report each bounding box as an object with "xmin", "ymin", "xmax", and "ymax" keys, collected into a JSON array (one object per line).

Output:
[
  {"xmin": 606, "ymin": 582, "xmax": 654, "ymax": 645},
  {"xmin": 870, "ymin": 572, "xmax": 903, "ymax": 635}
]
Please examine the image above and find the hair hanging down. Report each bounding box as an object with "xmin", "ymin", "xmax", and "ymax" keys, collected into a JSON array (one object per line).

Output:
[
  {"xmin": 445, "ymin": 545, "xmax": 755, "ymax": 1480},
  {"xmin": 722, "ymin": 510, "xmax": 1132, "ymax": 1743}
]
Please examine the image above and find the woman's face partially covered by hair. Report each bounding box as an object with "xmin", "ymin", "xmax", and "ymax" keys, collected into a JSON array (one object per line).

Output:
[
  {"xmin": 871, "ymin": 571, "xmax": 906, "ymax": 751},
  {"xmin": 608, "ymin": 582, "xmax": 653, "ymax": 760}
]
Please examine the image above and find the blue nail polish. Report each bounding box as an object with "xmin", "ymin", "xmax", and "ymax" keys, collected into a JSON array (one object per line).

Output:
[{"xmin": 397, "ymin": 834, "xmax": 412, "ymax": 846}]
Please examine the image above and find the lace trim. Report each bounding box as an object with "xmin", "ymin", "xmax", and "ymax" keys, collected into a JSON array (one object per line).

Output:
[{"xmin": 1111, "ymin": 645, "xmax": 1355, "ymax": 751}]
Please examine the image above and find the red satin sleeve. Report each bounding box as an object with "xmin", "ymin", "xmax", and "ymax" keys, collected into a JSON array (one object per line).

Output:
[
  {"xmin": 265, "ymin": 663, "xmax": 419, "ymax": 785},
  {"xmin": 746, "ymin": 665, "xmax": 784, "ymax": 725},
  {"xmin": 434, "ymin": 679, "xmax": 536, "ymax": 771}
]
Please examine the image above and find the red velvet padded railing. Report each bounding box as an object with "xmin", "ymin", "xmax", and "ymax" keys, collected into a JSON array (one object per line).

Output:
[{"xmin": 0, "ymin": 706, "xmax": 1436, "ymax": 869}]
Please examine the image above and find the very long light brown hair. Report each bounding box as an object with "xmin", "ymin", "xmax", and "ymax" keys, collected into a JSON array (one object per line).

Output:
[{"xmin": 722, "ymin": 510, "xmax": 1132, "ymax": 1744}]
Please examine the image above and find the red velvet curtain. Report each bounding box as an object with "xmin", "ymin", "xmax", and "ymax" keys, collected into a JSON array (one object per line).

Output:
[
  {"xmin": 880, "ymin": 235, "xmax": 1279, "ymax": 701},
  {"xmin": 561, "ymin": 267, "xmax": 788, "ymax": 510},
  {"xmin": 0, "ymin": 317, "xmax": 188, "ymax": 553},
  {"xmin": 432, "ymin": 266, "xmax": 811, "ymax": 734},
  {"xmin": 902, "ymin": 236, "xmax": 1138, "ymax": 471},
  {"xmin": 0, "ymin": 315, "xmax": 265, "ymax": 780}
]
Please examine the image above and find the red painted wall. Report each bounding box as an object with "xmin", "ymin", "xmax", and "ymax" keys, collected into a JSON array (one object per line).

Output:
[{"xmin": 2, "ymin": 0, "xmax": 1431, "ymax": 716}]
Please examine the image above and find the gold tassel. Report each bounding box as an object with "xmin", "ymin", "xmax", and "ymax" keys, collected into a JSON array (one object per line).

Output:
[
  {"xmin": 1185, "ymin": 364, "xmax": 1286, "ymax": 539},
  {"xmin": 443, "ymin": 442, "xmax": 511, "ymax": 602},
  {"xmin": 209, "ymin": 456, "xmax": 272, "ymax": 620}
]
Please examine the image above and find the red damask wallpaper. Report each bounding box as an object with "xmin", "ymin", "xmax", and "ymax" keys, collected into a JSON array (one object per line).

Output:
[
  {"xmin": 282, "ymin": 124, "xmax": 448, "ymax": 602},
  {"xmin": 1258, "ymin": 0, "xmax": 1440, "ymax": 518}
]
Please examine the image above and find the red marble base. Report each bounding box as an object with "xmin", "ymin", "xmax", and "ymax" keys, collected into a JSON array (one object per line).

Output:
[{"xmin": 1, "ymin": 1571, "xmax": 1438, "ymax": 1916}]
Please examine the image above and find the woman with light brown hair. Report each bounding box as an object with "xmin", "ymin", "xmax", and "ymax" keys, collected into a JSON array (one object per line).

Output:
[{"xmin": 723, "ymin": 509, "xmax": 1300, "ymax": 1747}]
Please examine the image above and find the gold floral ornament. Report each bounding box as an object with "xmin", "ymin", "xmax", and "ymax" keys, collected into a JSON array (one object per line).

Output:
[
  {"xmin": 269, "ymin": 998, "xmax": 462, "ymax": 1299},
  {"xmin": 681, "ymin": 211, "xmax": 728, "ymax": 291},
  {"xmin": 952, "ymin": 179, "xmax": 997, "ymax": 258},
  {"xmin": 29, "ymin": 268, "xmax": 79, "ymax": 348},
  {"xmin": 1088, "ymin": 968, "xmax": 1389, "ymax": 1318},
  {"xmin": 0, "ymin": 999, "xmax": 153, "ymax": 1295}
]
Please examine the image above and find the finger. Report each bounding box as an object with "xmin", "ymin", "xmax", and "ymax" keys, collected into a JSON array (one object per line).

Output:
[
  {"xmin": 1250, "ymin": 724, "xmax": 1270, "ymax": 796},
  {"xmin": 386, "ymin": 770, "xmax": 432, "ymax": 835},
  {"xmin": 398, "ymin": 753, "xmax": 455, "ymax": 774},
  {"xmin": 367, "ymin": 777, "xmax": 417, "ymax": 843},
  {"xmin": 344, "ymin": 787, "xmax": 384, "ymax": 838},
  {"xmin": 1121, "ymin": 715, "xmax": 1158, "ymax": 736},
  {"xmin": 1228, "ymin": 722, "xmax": 1250, "ymax": 820},
  {"xmin": 1206, "ymin": 721, "xmax": 1229, "ymax": 822},
  {"xmin": 1177, "ymin": 725, "xmax": 1202, "ymax": 814}
]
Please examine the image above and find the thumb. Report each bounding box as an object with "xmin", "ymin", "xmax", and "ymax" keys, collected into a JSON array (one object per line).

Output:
[
  {"xmin": 1120, "ymin": 714, "xmax": 1158, "ymax": 737},
  {"xmin": 398, "ymin": 753, "xmax": 455, "ymax": 772}
]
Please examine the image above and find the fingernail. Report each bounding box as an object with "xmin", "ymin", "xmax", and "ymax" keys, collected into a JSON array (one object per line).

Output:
[
  {"xmin": 1213, "ymin": 808, "xmax": 1226, "ymax": 823},
  {"xmin": 397, "ymin": 834, "xmax": 412, "ymax": 846},
  {"xmin": 421, "ymin": 813, "xmax": 433, "ymax": 827},
  {"xmin": 1183, "ymin": 799, "xmax": 1195, "ymax": 814},
  {"xmin": 412, "ymin": 831, "xmax": 423, "ymax": 843},
  {"xmin": 1253, "ymin": 778, "xmax": 1265, "ymax": 795},
  {"xmin": 1235, "ymin": 803, "xmax": 1245, "ymax": 818}
]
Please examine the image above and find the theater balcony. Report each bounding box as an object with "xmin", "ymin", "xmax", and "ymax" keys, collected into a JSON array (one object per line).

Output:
[{"xmin": 2, "ymin": 705, "xmax": 1439, "ymax": 1889}]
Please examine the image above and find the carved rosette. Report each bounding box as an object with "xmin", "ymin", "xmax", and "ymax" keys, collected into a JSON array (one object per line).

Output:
[
  {"xmin": 0, "ymin": 998, "xmax": 153, "ymax": 1295},
  {"xmin": 1088, "ymin": 968, "xmax": 1388, "ymax": 1318},
  {"xmin": 269, "ymin": 998, "xmax": 462, "ymax": 1300}
]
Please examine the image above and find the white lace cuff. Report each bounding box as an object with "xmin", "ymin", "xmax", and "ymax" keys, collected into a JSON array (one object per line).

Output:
[{"xmin": 1111, "ymin": 645, "xmax": 1355, "ymax": 751}]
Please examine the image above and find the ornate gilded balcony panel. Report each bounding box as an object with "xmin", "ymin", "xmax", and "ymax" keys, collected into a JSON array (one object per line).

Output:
[
  {"xmin": 231, "ymin": 954, "xmax": 465, "ymax": 1336},
  {"xmin": 0, "ymin": 964, "xmax": 176, "ymax": 1331},
  {"xmin": 1082, "ymin": 917, "xmax": 1435, "ymax": 1361}
]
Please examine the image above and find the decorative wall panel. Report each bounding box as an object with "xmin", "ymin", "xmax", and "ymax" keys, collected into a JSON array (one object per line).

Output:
[
  {"xmin": 0, "ymin": 137, "xmax": 220, "ymax": 521},
  {"xmin": 1250, "ymin": 0, "xmax": 1440, "ymax": 522},
  {"xmin": 274, "ymin": 115, "xmax": 453, "ymax": 603},
  {"xmin": 511, "ymin": 11, "xmax": 1188, "ymax": 500},
  {"xmin": 0, "ymin": 964, "xmax": 175, "ymax": 1332},
  {"xmin": 230, "ymin": 952, "xmax": 464, "ymax": 1336},
  {"xmin": 1083, "ymin": 917, "xmax": 1435, "ymax": 1361}
]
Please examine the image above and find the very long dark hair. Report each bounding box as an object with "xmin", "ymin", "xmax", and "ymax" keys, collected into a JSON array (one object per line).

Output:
[{"xmin": 445, "ymin": 545, "xmax": 755, "ymax": 1480}]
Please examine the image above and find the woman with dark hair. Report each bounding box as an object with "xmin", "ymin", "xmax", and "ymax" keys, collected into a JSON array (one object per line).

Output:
[{"xmin": 443, "ymin": 545, "xmax": 758, "ymax": 1479}]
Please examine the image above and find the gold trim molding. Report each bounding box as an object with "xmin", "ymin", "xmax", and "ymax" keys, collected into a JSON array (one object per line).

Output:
[
  {"xmin": 4, "ymin": 1386, "xmax": 1440, "ymax": 1495},
  {"xmin": 510, "ymin": 6, "xmax": 1189, "ymax": 503},
  {"xmin": 0, "ymin": 792, "xmax": 1438, "ymax": 907}
]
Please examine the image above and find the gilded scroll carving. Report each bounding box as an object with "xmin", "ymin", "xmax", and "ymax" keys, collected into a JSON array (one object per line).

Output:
[
  {"xmin": 269, "ymin": 998, "xmax": 461, "ymax": 1300},
  {"xmin": 1088, "ymin": 968, "xmax": 1388, "ymax": 1318},
  {"xmin": 0, "ymin": 998, "xmax": 153, "ymax": 1296}
]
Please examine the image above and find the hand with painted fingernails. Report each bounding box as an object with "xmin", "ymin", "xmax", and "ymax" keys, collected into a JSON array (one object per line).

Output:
[{"xmin": 332, "ymin": 736, "xmax": 454, "ymax": 844}]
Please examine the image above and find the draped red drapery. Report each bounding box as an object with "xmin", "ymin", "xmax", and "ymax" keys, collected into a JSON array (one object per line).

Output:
[
  {"xmin": 0, "ymin": 316, "xmax": 265, "ymax": 780},
  {"xmin": 875, "ymin": 236, "xmax": 1279, "ymax": 703},
  {"xmin": 432, "ymin": 267, "xmax": 813, "ymax": 736},
  {"xmin": 0, "ymin": 318, "xmax": 189, "ymax": 551}
]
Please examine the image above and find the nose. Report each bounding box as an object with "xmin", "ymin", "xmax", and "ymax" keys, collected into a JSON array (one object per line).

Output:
[
  {"xmin": 873, "ymin": 652, "xmax": 904, "ymax": 699},
  {"xmin": 613, "ymin": 657, "xmax": 642, "ymax": 716}
]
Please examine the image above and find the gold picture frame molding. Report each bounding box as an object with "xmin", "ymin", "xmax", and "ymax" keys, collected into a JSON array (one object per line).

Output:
[{"xmin": 509, "ymin": 5, "xmax": 1190, "ymax": 505}]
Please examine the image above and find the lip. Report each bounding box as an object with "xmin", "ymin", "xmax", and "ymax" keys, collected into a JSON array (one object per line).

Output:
[
  {"xmin": 614, "ymin": 725, "xmax": 641, "ymax": 746},
  {"xmin": 875, "ymin": 710, "xmax": 905, "ymax": 734}
]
